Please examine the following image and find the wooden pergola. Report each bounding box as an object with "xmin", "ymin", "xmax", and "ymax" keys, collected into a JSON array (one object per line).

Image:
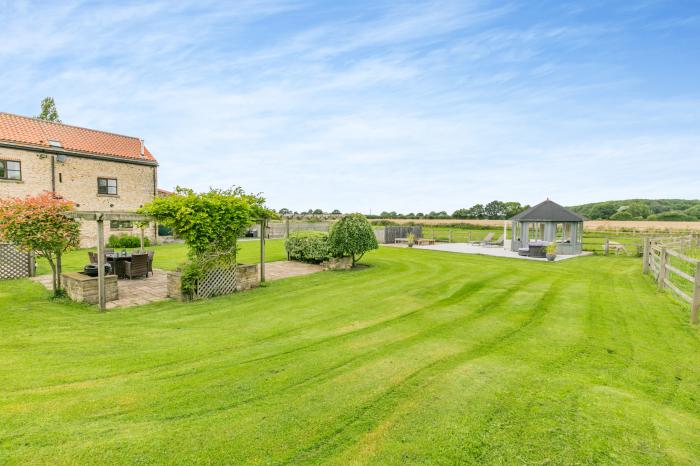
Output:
[
  {"xmin": 67, "ymin": 211, "xmax": 151, "ymax": 310},
  {"xmin": 68, "ymin": 211, "xmax": 272, "ymax": 311}
]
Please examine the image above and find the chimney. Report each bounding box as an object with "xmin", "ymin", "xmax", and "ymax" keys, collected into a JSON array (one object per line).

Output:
[{"xmin": 140, "ymin": 139, "xmax": 145, "ymax": 157}]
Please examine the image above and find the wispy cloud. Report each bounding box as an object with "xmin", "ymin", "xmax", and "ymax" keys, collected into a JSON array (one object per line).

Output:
[{"xmin": 1, "ymin": 0, "xmax": 698, "ymax": 212}]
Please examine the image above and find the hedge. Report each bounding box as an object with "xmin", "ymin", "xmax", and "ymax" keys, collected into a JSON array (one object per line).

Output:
[
  {"xmin": 285, "ymin": 231, "xmax": 330, "ymax": 263},
  {"xmin": 107, "ymin": 234, "xmax": 150, "ymax": 249}
]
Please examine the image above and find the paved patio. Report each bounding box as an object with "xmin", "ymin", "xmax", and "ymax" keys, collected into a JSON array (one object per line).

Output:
[
  {"xmin": 31, "ymin": 261, "xmax": 323, "ymax": 309},
  {"xmin": 396, "ymin": 241, "xmax": 592, "ymax": 262}
]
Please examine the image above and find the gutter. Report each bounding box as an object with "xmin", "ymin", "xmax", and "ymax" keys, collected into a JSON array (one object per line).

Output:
[{"xmin": 0, "ymin": 141, "xmax": 159, "ymax": 167}]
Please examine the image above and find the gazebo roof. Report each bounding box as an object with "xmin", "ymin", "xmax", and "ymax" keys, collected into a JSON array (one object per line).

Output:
[{"xmin": 511, "ymin": 199, "xmax": 584, "ymax": 222}]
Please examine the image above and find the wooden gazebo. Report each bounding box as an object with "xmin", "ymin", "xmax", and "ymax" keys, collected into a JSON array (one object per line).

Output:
[{"xmin": 510, "ymin": 199, "xmax": 584, "ymax": 255}]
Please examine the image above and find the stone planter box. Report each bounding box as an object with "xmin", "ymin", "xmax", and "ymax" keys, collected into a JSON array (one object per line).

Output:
[
  {"xmin": 63, "ymin": 272, "xmax": 118, "ymax": 305},
  {"xmin": 323, "ymin": 256, "xmax": 353, "ymax": 270},
  {"xmin": 167, "ymin": 271, "xmax": 184, "ymax": 301},
  {"xmin": 236, "ymin": 264, "xmax": 259, "ymax": 291},
  {"xmin": 166, "ymin": 264, "xmax": 260, "ymax": 301}
]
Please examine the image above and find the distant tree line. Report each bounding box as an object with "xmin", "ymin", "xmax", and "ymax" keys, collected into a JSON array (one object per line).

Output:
[
  {"xmin": 369, "ymin": 201, "xmax": 530, "ymax": 220},
  {"xmin": 569, "ymin": 199, "xmax": 700, "ymax": 221},
  {"xmin": 277, "ymin": 208, "xmax": 342, "ymax": 216}
]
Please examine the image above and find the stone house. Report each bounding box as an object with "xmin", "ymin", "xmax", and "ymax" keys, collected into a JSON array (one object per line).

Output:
[{"xmin": 0, "ymin": 112, "xmax": 159, "ymax": 247}]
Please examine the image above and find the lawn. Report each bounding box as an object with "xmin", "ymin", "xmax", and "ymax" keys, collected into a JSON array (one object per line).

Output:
[
  {"xmin": 35, "ymin": 239, "xmax": 287, "ymax": 275},
  {"xmin": 2, "ymin": 247, "xmax": 700, "ymax": 464}
]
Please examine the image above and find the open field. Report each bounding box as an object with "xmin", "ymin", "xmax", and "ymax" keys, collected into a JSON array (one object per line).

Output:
[
  {"xmin": 35, "ymin": 239, "xmax": 287, "ymax": 275},
  {"xmin": 2, "ymin": 247, "xmax": 700, "ymax": 464}
]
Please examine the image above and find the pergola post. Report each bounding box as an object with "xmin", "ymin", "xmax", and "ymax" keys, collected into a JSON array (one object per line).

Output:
[
  {"xmin": 96, "ymin": 214, "xmax": 106, "ymax": 311},
  {"xmin": 140, "ymin": 226, "xmax": 145, "ymax": 253},
  {"xmin": 260, "ymin": 219, "xmax": 266, "ymax": 283}
]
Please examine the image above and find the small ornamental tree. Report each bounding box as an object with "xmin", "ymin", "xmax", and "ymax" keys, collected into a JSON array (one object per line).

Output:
[
  {"xmin": 0, "ymin": 193, "xmax": 80, "ymax": 295},
  {"xmin": 140, "ymin": 187, "xmax": 273, "ymax": 297},
  {"xmin": 328, "ymin": 213, "xmax": 378, "ymax": 266}
]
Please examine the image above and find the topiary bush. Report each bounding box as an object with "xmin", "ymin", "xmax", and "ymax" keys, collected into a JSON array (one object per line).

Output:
[
  {"xmin": 285, "ymin": 231, "xmax": 330, "ymax": 263},
  {"xmin": 108, "ymin": 234, "xmax": 150, "ymax": 249},
  {"xmin": 328, "ymin": 213, "xmax": 379, "ymax": 266}
]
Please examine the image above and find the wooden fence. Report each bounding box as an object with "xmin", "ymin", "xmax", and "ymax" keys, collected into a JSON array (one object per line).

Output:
[{"xmin": 643, "ymin": 235, "xmax": 700, "ymax": 324}]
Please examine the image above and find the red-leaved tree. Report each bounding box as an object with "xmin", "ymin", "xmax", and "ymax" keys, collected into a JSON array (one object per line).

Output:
[{"xmin": 0, "ymin": 193, "xmax": 80, "ymax": 296}]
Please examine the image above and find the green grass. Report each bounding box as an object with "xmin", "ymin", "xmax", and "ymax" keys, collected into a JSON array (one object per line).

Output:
[
  {"xmin": 2, "ymin": 247, "xmax": 700, "ymax": 464},
  {"xmin": 36, "ymin": 239, "xmax": 288, "ymax": 275}
]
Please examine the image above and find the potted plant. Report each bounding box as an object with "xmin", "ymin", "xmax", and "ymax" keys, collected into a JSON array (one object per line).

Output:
[
  {"xmin": 407, "ymin": 232, "xmax": 415, "ymax": 248},
  {"xmin": 546, "ymin": 242, "xmax": 557, "ymax": 261}
]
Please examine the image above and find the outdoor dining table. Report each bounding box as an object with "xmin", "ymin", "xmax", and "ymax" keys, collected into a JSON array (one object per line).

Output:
[{"xmin": 105, "ymin": 252, "xmax": 132, "ymax": 278}]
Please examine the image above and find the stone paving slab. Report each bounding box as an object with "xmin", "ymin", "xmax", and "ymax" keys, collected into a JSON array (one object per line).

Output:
[
  {"xmin": 409, "ymin": 242, "xmax": 592, "ymax": 262},
  {"xmin": 31, "ymin": 261, "xmax": 323, "ymax": 309}
]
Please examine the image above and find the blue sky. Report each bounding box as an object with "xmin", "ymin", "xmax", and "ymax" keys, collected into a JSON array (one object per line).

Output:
[{"xmin": 1, "ymin": 0, "xmax": 698, "ymax": 213}]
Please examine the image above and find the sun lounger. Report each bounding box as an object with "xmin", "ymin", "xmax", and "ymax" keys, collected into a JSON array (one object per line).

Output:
[
  {"xmin": 483, "ymin": 234, "xmax": 504, "ymax": 247},
  {"xmin": 470, "ymin": 232, "xmax": 493, "ymax": 245}
]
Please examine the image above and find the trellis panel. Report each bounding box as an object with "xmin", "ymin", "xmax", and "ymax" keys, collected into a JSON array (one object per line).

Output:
[
  {"xmin": 196, "ymin": 266, "xmax": 238, "ymax": 299},
  {"xmin": 0, "ymin": 244, "xmax": 34, "ymax": 280}
]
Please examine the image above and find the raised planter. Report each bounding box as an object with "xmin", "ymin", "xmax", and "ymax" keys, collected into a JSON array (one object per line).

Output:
[
  {"xmin": 166, "ymin": 264, "xmax": 260, "ymax": 301},
  {"xmin": 62, "ymin": 272, "xmax": 118, "ymax": 305},
  {"xmin": 323, "ymin": 256, "xmax": 353, "ymax": 270},
  {"xmin": 235, "ymin": 264, "xmax": 260, "ymax": 292},
  {"xmin": 167, "ymin": 271, "xmax": 184, "ymax": 301}
]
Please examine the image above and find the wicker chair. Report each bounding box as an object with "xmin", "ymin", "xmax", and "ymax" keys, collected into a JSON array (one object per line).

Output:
[{"xmin": 123, "ymin": 253, "xmax": 149, "ymax": 279}]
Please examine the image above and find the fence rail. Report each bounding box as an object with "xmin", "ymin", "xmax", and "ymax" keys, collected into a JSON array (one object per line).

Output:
[{"xmin": 643, "ymin": 235, "xmax": 700, "ymax": 324}]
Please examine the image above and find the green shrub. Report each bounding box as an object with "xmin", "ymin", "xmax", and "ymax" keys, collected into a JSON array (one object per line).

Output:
[
  {"xmin": 285, "ymin": 231, "xmax": 330, "ymax": 263},
  {"xmin": 328, "ymin": 214, "xmax": 378, "ymax": 265},
  {"xmin": 107, "ymin": 234, "xmax": 150, "ymax": 249}
]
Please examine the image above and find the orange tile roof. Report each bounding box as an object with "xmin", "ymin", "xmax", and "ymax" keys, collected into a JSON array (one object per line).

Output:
[{"xmin": 0, "ymin": 112, "xmax": 157, "ymax": 163}]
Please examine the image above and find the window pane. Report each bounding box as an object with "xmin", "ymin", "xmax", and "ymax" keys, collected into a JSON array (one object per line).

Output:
[
  {"xmin": 108, "ymin": 179, "xmax": 117, "ymax": 188},
  {"xmin": 108, "ymin": 186, "xmax": 117, "ymax": 194},
  {"xmin": 98, "ymin": 178, "xmax": 107, "ymax": 187},
  {"xmin": 8, "ymin": 169, "xmax": 20, "ymax": 180},
  {"xmin": 6, "ymin": 161, "xmax": 19, "ymax": 171},
  {"xmin": 0, "ymin": 161, "xmax": 5, "ymax": 178}
]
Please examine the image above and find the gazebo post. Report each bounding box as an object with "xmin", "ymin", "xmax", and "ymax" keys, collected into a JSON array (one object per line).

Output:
[{"xmin": 96, "ymin": 214, "xmax": 106, "ymax": 311}]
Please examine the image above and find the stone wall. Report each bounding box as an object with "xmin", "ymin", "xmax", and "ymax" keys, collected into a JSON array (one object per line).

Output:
[
  {"xmin": 0, "ymin": 146, "xmax": 157, "ymax": 247},
  {"xmin": 63, "ymin": 272, "xmax": 118, "ymax": 304},
  {"xmin": 236, "ymin": 264, "xmax": 260, "ymax": 291}
]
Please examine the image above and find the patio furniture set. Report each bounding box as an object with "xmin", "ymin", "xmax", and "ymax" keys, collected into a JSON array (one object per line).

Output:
[
  {"xmin": 517, "ymin": 240, "xmax": 549, "ymax": 258},
  {"xmin": 86, "ymin": 249, "xmax": 154, "ymax": 280}
]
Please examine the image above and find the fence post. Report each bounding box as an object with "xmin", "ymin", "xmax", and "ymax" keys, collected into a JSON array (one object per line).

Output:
[
  {"xmin": 657, "ymin": 247, "xmax": 667, "ymax": 289},
  {"xmin": 604, "ymin": 237, "xmax": 609, "ymax": 256},
  {"xmin": 642, "ymin": 237, "xmax": 650, "ymax": 274},
  {"xmin": 691, "ymin": 262, "xmax": 700, "ymax": 325},
  {"xmin": 448, "ymin": 229, "xmax": 452, "ymax": 243},
  {"xmin": 468, "ymin": 232, "xmax": 472, "ymax": 243}
]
